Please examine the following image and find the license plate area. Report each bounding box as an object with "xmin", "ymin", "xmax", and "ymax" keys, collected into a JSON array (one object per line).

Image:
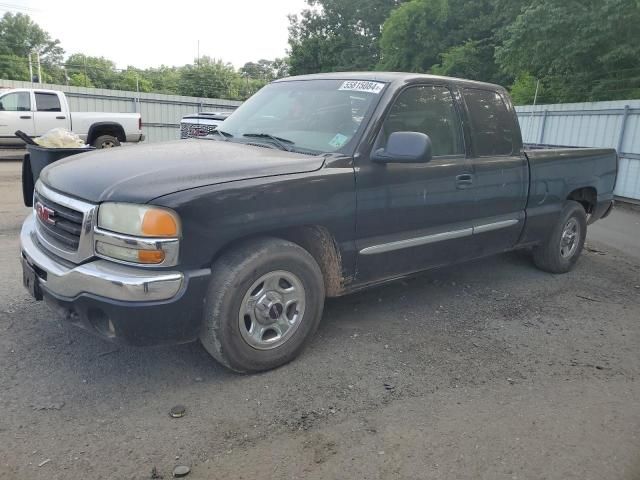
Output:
[{"xmin": 22, "ymin": 257, "xmax": 43, "ymax": 301}]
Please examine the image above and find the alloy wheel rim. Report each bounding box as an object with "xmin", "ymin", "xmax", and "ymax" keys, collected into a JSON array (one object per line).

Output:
[
  {"xmin": 238, "ymin": 270, "xmax": 306, "ymax": 350},
  {"xmin": 560, "ymin": 217, "xmax": 580, "ymax": 258}
]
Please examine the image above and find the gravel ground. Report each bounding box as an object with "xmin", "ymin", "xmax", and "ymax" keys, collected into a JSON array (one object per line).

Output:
[{"xmin": 0, "ymin": 158, "xmax": 638, "ymax": 480}]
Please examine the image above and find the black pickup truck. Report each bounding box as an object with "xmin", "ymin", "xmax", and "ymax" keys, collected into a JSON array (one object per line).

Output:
[{"xmin": 20, "ymin": 73, "xmax": 617, "ymax": 372}]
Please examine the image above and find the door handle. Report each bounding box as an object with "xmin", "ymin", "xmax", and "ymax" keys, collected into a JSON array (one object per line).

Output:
[
  {"xmin": 456, "ymin": 174, "xmax": 474, "ymax": 189},
  {"xmin": 20, "ymin": 115, "xmax": 32, "ymax": 119},
  {"xmin": 56, "ymin": 116, "xmax": 66, "ymax": 120}
]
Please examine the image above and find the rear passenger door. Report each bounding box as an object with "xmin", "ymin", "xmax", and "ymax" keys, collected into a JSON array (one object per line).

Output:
[
  {"xmin": 460, "ymin": 88, "xmax": 528, "ymax": 255},
  {"xmin": 33, "ymin": 92, "xmax": 69, "ymax": 135}
]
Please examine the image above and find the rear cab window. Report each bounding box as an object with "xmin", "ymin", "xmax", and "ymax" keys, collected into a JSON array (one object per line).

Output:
[
  {"xmin": 34, "ymin": 92, "xmax": 62, "ymax": 112},
  {"xmin": 462, "ymin": 88, "xmax": 515, "ymax": 156},
  {"xmin": 382, "ymin": 85, "xmax": 464, "ymax": 157}
]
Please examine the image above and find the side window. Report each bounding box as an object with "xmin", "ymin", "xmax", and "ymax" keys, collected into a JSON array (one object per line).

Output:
[
  {"xmin": 0, "ymin": 92, "xmax": 31, "ymax": 111},
  {"xmin": 35, "ymin": 92, "xmax": 62, "ymax": 112},
  {"xmin": 383, "ymin": 85, "xmax": 464, "ymax": 157},
  {"xmin": 462, "ymin": 88, "xmax": 514, "ymax": 156}
]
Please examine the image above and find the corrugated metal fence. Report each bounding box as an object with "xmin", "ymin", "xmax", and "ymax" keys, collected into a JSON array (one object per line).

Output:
[
  {"xmin": 0, "ymin": 79, "xmax": 242, "ymax": 143},
  {"xmin": 516, "ymin": 100, "xmax": 640, "ymax": 201}
]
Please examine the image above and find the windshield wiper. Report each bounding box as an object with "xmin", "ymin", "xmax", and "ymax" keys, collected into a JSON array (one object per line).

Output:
[
  {"xmin": 243, "ymin": 133, "xmax": 294, "ymax": 152},
  {"xmin": 212, "ymin": 129, "xmax": 232, "ymax": 141}
]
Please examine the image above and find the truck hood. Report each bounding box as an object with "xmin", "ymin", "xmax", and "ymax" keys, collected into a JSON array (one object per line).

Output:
[{"xmin": 40, "ymin": 140, "xmax": 325, "ymax": 203}]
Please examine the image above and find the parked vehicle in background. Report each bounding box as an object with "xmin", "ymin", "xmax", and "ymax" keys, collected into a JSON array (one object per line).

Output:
[
  {"xmin": 20, "ymin": 73, "xmax": 617, "ymax": 373},
  {"xmin": 0, "ymin": 88, "xmax": 144, "ymax": 148},
  {"xmin": 180, "ymin": 111, "xmax": 232, "ymax": 139}
]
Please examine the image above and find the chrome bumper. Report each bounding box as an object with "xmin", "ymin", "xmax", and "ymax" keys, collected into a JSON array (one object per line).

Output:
[{"xmin": 20, "ymin": 213, "xmax": 183, "ymax": 302}]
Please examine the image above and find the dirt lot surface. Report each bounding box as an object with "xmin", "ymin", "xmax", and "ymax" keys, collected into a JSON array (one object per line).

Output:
[{"xmin": 0, "ymin": 158, "xmax": 638, "ymax": 480}]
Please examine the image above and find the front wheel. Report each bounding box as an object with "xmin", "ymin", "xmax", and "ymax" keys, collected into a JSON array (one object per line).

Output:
[
  {"xmin": 533, "ymin": 200, "xmax": 587, "ymax": 273},
  {"xmin": 200, "ymin": 238, "xmax": 325, "ymax": 373}
]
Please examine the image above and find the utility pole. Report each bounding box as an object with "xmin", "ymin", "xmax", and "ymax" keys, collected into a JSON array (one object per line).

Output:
[
  {"xmin": 136, "ymin": 73, "xmax": 140, "ymax": 113},
  {"xmin": 533, "ymin": 79, "xmax": 541, "ymax": 106},
  {"xmin": 83, "ymin": 56, "xmax": 88, "ymax": 87},
  {"xmin": 36, "ymin": 51, "xmax": 42, "ymax": 84},
  {"xmin": 197, "ymin": 39, "xmax": 200, "ymax": 68},
  {"xmin": 28, "ymin": 52, "xmax": 33, "ymax": 82}
]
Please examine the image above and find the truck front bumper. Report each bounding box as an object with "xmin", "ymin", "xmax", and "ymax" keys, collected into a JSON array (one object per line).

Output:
[{"xmin": 20, "ymin": 214, "xmax": 210, "ymax": 346}]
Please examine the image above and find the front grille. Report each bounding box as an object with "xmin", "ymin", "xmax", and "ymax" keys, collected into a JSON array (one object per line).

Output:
[
  {"xmin": 34, "ymin": 191, "xmax": 83, "ymax": 252},
  {"xmin": 180, "ymin": 122, "xmax": 217, "ymax": 139}
]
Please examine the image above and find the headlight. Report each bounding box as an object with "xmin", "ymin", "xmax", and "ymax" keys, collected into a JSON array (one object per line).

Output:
[
  {"xmin": 96, "ymin": 203, "xmax": 180, "ymax": 266},
  {"xmin": 98, "ymin": 203, "xmax": 180, "ymax": 237}
]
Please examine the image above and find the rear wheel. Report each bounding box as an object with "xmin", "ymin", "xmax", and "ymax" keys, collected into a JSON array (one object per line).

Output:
[
  {"xmin": 533, "ymin": 200, "xmax": 587, "ymax": 273},
  {"xmin": 92, "ymin": 135, "xmax": 120, "ymax": 148},
  {"xmin": 200, "ymin": 238, "xmax": 325, "ymax": 373}
]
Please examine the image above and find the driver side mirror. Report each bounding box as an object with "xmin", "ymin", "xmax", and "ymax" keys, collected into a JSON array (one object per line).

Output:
[{"xmin": 371, "ymin": 131, "xmax": 433, "ymax": 164}]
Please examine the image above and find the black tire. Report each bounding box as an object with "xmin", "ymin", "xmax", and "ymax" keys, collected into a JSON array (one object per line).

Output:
[
  {"xmin": 22, "ymin": 153, "xmax": 34, "ymax": 207},
  {"xmin": 92, "ymin": 135, "xmax": 120, "ymax": 148},
  {"xmin": 200, "ymin": 237, "xmax": 325, "ymax": 373},
  {"xmin": 533, "ymin": 200, "xmax": 587, "ymax": 274}
]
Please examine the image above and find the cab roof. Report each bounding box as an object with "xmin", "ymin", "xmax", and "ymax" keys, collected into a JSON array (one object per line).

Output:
[{"xmin": 274, "ymin": 71, "xmax": 504, "ymax": 91}]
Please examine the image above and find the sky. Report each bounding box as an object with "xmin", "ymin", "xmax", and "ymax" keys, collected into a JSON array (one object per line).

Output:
[{"xmin": 1, "ymin": 0, "xmax": 309, "ymax": 69}]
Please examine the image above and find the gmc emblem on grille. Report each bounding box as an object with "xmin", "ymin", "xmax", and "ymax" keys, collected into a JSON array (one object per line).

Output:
[{"xmin": 35, "ymin": 202, "xmax": 56, "ymax": 225}]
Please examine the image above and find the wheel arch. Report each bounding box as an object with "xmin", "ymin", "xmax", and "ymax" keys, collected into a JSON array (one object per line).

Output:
[
  {"xmin": 567, "ymin": 186, "xmax": 597, "ymax": 215},
  {"xmin": 87, "ymin": 122, "xmax": 126, "ymax": 144},
  {"xmin": 210, "ymin": 225, "xmax": 346, "ymax": 297}
]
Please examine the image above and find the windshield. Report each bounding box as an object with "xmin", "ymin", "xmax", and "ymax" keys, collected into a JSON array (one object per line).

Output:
[{"xmin": 219, "ymin": 79, "xmax": 386, "ymax": 154}]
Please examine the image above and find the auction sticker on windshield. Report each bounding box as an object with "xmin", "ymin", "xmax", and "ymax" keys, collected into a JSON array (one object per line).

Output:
[{"xmin": 339, "ymin": 81, "xmax": 385, "ymax": 94}]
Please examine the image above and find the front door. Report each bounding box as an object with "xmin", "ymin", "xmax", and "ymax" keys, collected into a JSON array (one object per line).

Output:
[
  {"xmin": 354, "ymin": 84, "xmax": 476, "ymax": 283},
  {"xmin": 0, "ymin": 91, "xmax": 34, "ymax": 145}
]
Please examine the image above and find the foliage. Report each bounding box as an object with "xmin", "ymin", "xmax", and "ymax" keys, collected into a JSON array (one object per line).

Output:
[
  {"xmin": 2, "ymin": 5, "xmax": 640, "ymax": 104},
  {"xmin": 377, "ymin": 0, "xmax": 517, "ymax": 84},
  {"xmin": 287, "ymin": 0, "xmax": 403, "ymax": 75},
  {"xmin": 0, "ymin": 13, "xmax": 63, "ymax": 64},
  {"xmin": 509, "ymin": 73, "xmax": 538, "ymax": 105},
  {"xmin": 240, "ymin": 58, "xmax": 289, "ymax": 81},
  {"xmin": 177, "ymin": 57, "xmax": 241, "ymax": 99},
  {"xmin": 117, "ymin": 68, "xmax": 153, "ymax": 93},
  {"xmin": 432, "ymin": 41, "xmax": 495, "ymax": 82},
  {"xmin": 495, "ymin": 0, "xmax": 640, "ymax": 102},
  {"xmin": 0, "ymin": 12, "xmax": 64, "ymax": 83},
  {"xmin": 378, "ymin": 0, "xmax": 450, "ymax": 72},
  {"xmin": 66, "ymin": 53, "xmax": 119, "ymax": 89}
]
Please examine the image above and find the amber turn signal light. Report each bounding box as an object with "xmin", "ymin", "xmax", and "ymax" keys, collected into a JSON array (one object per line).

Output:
[
  {"xmin": 138, "ymin": 249, "xmax": 166, "ymax": 264},
  {"xmin": 141, "ymin": 210, "xmax": 179, "ymax": 237}
]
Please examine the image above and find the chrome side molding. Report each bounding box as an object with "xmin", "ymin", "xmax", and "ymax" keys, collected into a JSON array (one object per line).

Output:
[
  {"xmin": 360, "ymin": 228, "xmax": 473, "ymax": 255},
  {"xmin": 472, "ymin": 219, "xmax": 519, "ymax": 234},
  {"xmin": 359, "ymin": 218, "xmax": 520, "ymax": 255}
]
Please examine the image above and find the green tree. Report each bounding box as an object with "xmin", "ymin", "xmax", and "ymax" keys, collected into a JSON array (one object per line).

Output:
[
  {"xmin": 509, "ymin": 72, "xmax": 538, "ymax": 105},
  {"xmin": 288, "ymin": 0, "xmax": 403, "ymax": 75},
  {"xmin": 117, "ymin": 68, "xmax": 153, "ymax": 92},
  {"xmin": 496, "ymin": 0, "xmax": 640, "ymax": 102},
  {"xmin": 178, "ymin": 57, "xmax": 240, "ymax": 99},
  {"xmin": 0, "ymin": 12, "xmax": 64, "ymax": 81},
  {"xmin": 66, "ymin": 53, "xmax": 120, "ymax": 89},
  {"xmin": 378, "ymin": 0, "xmax": 520, "ymax": 82},
  {"xmin": 378, "ymin": 0, "xmax": 449, "ymax": 72},
  {"xmin": 0, "ymin": 53, "xmax": 29, "ymax": 81},
  {"xmin": 143, "ymin": 66, "xmax": 181, "ymax": 94},
  {"xmin": 68, "ymin": 72, "xmax": 94, "ymax": 88},
  {"xmin": 432, "ymin": 40, "xmax": 494, "ymax": 81}
]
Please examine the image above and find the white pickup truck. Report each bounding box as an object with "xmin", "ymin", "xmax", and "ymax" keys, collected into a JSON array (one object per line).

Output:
[{"xmin": 0, "ymin": 88, "xmax": 144, "ymax": 148}]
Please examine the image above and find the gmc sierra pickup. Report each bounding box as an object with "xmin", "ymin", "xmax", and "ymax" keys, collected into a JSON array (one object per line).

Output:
[
  {"xmin": 20, "ymin": 73, "xmax": 617, "ymax": 373},
  {"xmin": 0, "ymin": 88, "xmax": 144, "ymax": 148}
]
